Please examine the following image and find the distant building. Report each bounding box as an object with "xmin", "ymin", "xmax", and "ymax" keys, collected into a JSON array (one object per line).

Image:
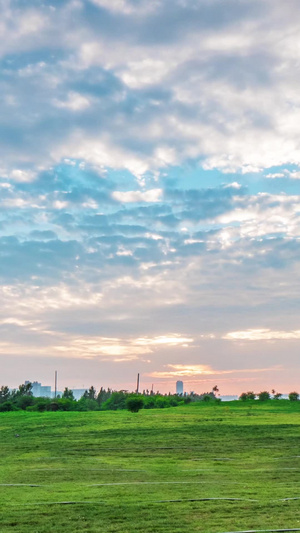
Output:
[
  {"xmin": 71, "ymin": 389, "xmax": 87, "ymax": 401},
  {"xmin": 27, "ymin": 381, "xmax": 52, "ymax": 398},
  {"xmin": 176, "ymin": 380, "xmax": 184, "ymax": 395}
]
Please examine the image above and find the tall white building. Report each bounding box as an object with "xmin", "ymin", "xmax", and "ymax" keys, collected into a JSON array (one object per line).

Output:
[{"xmin": 176, "ymin": 380, "xmax": 184, "ymax": 395}]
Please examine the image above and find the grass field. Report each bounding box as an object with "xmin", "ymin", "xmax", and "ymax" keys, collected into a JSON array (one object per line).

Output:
[{"xmin": 1, "ymin": 401, "xmax": 300, "ymax": 533}]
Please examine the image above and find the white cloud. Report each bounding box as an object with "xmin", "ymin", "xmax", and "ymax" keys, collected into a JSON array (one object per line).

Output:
[
  {"xmin": 224, "ymin": 329, "xmax": 300, "ymax": 341},
  {"xmin": 112, "ymin": 189, "xmax": 163, "ymax": 203},
  {"xmin": 265, "ymin": 173, "xmax": 286, "ymax": 179},
  {"xmin": 9, "ymin": 169, "xmax": 36, "ymax": 183},
  {"xmin": 148, "ymin": 363, "xmax": 281, "ymax": 378},
  {"xmin": 1, "ymin": 2, "xmax": 300, "ymax": 176},
  {"xmin": 53, "ymin": 92, "xmax": 91, "ymax": 111},
  {"xmin": 224, "ymin": 182, "xmax": 242, "ymax": 189},
  {"xmin": 135, "ymin": 335, "xmax": 193, "ymax": 346},
  {"xmin": 288, "ymin": 171, "xmax": 300, "ymax": 179},
  {"xmin": 266, "ymin": 170, "xmax": 300, "ymax": 179},
  {"xmin": 88, "ymin": 0, "xmax": 154, "ymax": 14},
  {"xmin": 150, "ymin": 364, "xmax": 213, "ymax": 378}
]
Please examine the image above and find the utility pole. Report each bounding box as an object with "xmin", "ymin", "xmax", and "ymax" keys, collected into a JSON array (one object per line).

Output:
[
  {"xmin": 54, "ymin": 370, "xmax": 57, "ymax": 399},
  {"xmin": 136, "ymin": 373, "xmax": 140, "ymax": 394}
]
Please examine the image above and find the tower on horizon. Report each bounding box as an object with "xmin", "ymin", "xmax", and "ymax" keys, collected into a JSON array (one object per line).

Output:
[{"xmin": 176, "ymin": 380, "xmax": 184, "ymax": 395}]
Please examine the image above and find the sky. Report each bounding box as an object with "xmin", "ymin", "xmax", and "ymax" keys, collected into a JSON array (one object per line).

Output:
[{"xmin": 1, "ymin": 0, "xmax": 300, "ymax": 395}]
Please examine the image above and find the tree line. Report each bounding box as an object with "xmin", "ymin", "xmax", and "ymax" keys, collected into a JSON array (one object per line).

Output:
[
  {"xmin": 239, "ymin": 390, "xmax": 299, "ymax": 401},
  {"xmin": 0, "ymin": 383, "xmax": 219, "ymax": 412}
]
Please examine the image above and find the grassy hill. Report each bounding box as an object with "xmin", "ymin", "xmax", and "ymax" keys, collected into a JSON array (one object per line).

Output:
[{"xmin": 1, "ymin": 400, "xmax": 300, "ymax": 532}]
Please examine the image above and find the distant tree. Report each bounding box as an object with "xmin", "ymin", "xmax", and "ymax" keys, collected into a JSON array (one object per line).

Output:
[
  {"xmin": 15, "ymin": 395, "xmax": 34, "ymax": 410},
  {"xmin": 96, "ymin": 387, "xmax": 112, "ymax": 406},
  {"xmin": 289, "ymin": 391, "xmax": 299, "ymax": 401},
  {"xmin": 239, "ymin": 392, "xmax": 248, "ymax": 401},
  {"xmin": 96, "ymin": 387, "xmax": 105, "ymax": 405},
  {"xmin": 184, "ymin": 397, "xmax": 192, "ymax": 404},
  {"xmin": 0, "ymin": 386, "xmax": 10, "ymax": 404},
  {"xmin": 258, "ymin": 391, "xmax": 270, "ymax": 401},
  {"xmin": 271, "ymin": 389, "xmax": 282, "ymax": 400},
  {"xmin": 202, "ymin": 394, "xmax": 212, "ymax": 402},
  {"xmin": 126, "ymin": 395, "xmax": 144, "ymax": 413},
  {"xmin": 62, "ymin": 387, "xmax": 75, "ymax": 401},
  {"xmin": 87, "ymin": 386, "xmax": 96, "ymax": 400},
  {"xmin": 212, "ymin": 385, "xmax": 219, "ymax": 395},
  {"xmin": 15, "ymin": 382, "xmax": 33, "ymax": 397},
  {"xmin": 102, "ymin": 391, "xmax": 127, "ymax": 411},
  {"xmin": 239, "ymin": 391, "xmax": 256, "ymax": 401}
]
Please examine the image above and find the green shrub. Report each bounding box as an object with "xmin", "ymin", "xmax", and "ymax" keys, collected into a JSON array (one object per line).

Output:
[
  {"xmin": 289, "ymin": 391, "xmax": 299, "ymax": 401},
  {"xmin": 239, "ymin": 391, "xmax": 256, "ymax": 401},
  {"xmin": 0, "ymin": 401, "xmax": 16, "ymax": 412},
  {"xmin": 35, "ymin": 398, "xmax": 51, "ymax": 412},
  {"xmin": 155, "ymin": 397, "xmax": 170, "ymax": 408},
  {"xmin": 202, "ymin": 395, "xmax": 212, "ymax": 402},
  {"xmin": 169, "ymin": 398, "xmax": 179, "ymax": 406},
  {"xmin": 102, "ymin": 391, "xmax": 127, "ymax": 410},
  {"xmin": 126, "ymin": 395, "xmax": 144, "ymax": 413},
  {"xmin": 258, "ymin": 391, "xmax": 270, "ymax": 401},
  {"xmin": 56, "ymin": 398, "xmax": 76, "ymax": 411},
  {"xmin": 144, "ymin": 397, "xmax": 156, "ymax": 409},
  {"xmin": 77, "ymin": 398, "xmax": 98, "ymax": 411},
  {"xmin": 26, "ymin": 405, "xmax": 38, "ymax": 412},
  {"xmin": 15, "ymin": 395, "xmax": 34, "ymax": 410}
]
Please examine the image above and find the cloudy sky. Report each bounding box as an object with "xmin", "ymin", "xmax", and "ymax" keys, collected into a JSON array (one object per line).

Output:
[{"xmin": 1, "ymin": 0, "xmax": 300, "ymax": 395}]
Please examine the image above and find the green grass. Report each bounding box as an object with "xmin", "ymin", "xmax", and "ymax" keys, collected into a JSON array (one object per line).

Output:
[{"xmin": 1, "ymin": 401, "xmax": 300, "ymax": 532}]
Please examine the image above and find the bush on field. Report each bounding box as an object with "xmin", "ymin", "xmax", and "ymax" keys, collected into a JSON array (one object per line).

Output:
[
  {"xmin": 239, "ymin": 391, "xmax": 256, "ymax": 401},
  {"xmin": 0, "ymin": 401, "xmax": 16, "ymax": 412},
  {"xmin": 258, "ymin": 391, "xmax": 270, "ymax": 401},
  {"xmin": 289, "ymin": 391, "xmax": 299, "ymax": 401},
  {"xmin": 184, "ymin": 397, "xmax": 192, "ymax": 404},
  {"xmin": 202, "ymin": 394, "xmax": 212, "ymax": 402},
  {"xmin": 15, "ymin": 395, "xmax": 35, "ymax": 410},
  {"xmin": 155, "ymin": 397, "xmax": 170, "ymax": 408},
  {"xmin": 36, "ymin": 398, "xmax": 51, "ymax": 411},
  {"xmin": 169, "ymin": 397, "xmax": 179, "ymax": 407},
  {"xmin": 144, "ymin": 397, "xmax": 156, "ymax": 409},
  {"xmin": 26, "ymin": 398, "xmax": 51, "ymax": 412},
  {"xmin": 126, "ymin": 395, "xmax": 144, "ymax": 413},
  {"xmin": 77, "ymin": 398, "xmax": 98, "ymax": 411}
]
